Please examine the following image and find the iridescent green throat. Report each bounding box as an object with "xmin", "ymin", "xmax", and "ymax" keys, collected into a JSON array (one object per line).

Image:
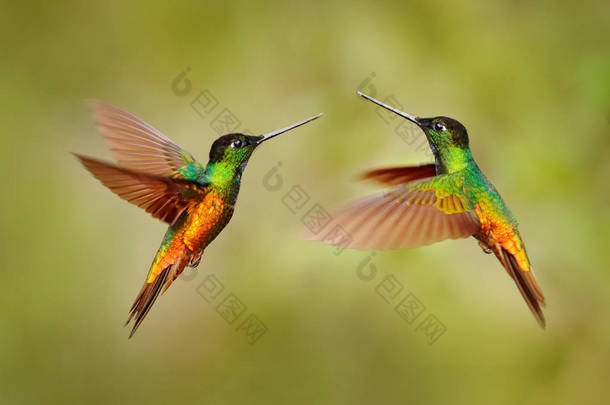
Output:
[
  {"xmin": 435, "ymin": 146, "xmax": 476, "ymax": 174},
  {"xmin": 205, "ymin": 161, "xmax": 242, "ymax": 192}
]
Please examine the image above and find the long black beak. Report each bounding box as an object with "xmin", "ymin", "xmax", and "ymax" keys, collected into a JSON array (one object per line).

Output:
[
  {"xmin": 357, "ymin": 91, "xmax": 420, "ymax": 126},
  {"xmin": 257, "ymin": 113, "xmax": 323, "ymax": 144}
]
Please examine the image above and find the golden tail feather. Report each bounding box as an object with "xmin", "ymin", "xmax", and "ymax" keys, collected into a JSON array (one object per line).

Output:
[
  {"xmin": 125, "ymin": 254, "xmax": 189, "ymax": 338},
  {"xmin": 496, "ymin": 245, "xmax": 546, "ymax": 328}
]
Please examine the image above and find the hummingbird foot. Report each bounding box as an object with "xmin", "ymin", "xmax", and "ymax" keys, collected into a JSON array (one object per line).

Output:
[
  {"xmin": 478, "ymin": 240, "xmax": 493, "ymax": 254},
  {"xmin": 188, "ymin": 250, "xmax": 203, "ymax": 267}
]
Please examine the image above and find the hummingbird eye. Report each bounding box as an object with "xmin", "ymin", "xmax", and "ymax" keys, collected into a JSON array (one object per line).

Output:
[
  {"xmin": 433, "ymin": 122, "xmax": 446, "ymax": 132},
  {"xmin": 230, "ymin": 139, "xmax": 243, "ymax": 148}
]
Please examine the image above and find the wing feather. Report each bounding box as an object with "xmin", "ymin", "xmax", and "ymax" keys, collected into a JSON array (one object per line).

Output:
[
  {"xmin": 311, "ymin": 175, "xmax": 480, "ymax": 250},
  {"xmin": 361, "ymin": 164, "xmax": 437, "ymax": 186},
  {"xmin": 75, "ymin": 154, "xmax": 204, "ymax": 224},
  {"xmin": 89, "ymin": 100, "xmax": 202, "ymax": 177}
]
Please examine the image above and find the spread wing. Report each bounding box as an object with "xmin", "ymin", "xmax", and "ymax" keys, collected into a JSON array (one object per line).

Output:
[
  {"xmin": 78, "ymin": 101, "xmax": 209, "ymax": 223},
  {"xmin": 75, "ymin": 154, "xmax": 207, "ymax": 224},
  {"xmin": 361, "ymin": 164, "xmax": 437, "ymax": 186},
  {"xmin": 89, "ymin": 100, "xmax": 204, "ymax": 179},
  {"xmin": 315, "ymin": 175, "xmax": 480, "ymax": 250}
]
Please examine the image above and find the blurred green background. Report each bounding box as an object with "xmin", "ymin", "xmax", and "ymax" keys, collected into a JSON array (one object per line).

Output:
[{"xmin": 1, "ymin": 0, "xmax": 609, "ymax": 404}]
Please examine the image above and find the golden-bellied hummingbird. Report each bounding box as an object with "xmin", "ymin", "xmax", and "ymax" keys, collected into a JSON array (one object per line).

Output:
[
  {"xmin": 316, "ymin": 91, "xmax": 546, "ymax": 328},
  {"xmin": 76, "ymin": 101, "xmax": 322, "ymax": 337}
]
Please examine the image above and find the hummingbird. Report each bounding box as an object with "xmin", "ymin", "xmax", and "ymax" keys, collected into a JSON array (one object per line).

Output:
[
  {"xmin": 75, "ymin": 101, "xmax": 322, "ymax": 337},
  {"xmin": 315, "ymin": 91, "xmax": 546, "ymax": 327}
]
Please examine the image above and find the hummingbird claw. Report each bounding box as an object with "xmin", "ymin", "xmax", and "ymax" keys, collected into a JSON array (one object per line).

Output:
[
  {"xmin": 188, "ymin": 250, "xmax": 203, "ymax": 267},
  {"xmin": 478, "ymin": 241, "xmax": 493, "ymax": 254}
]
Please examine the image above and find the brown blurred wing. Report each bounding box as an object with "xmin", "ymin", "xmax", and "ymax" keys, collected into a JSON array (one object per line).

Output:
[
  {"xmin": 361, "ymin": 164, "xmax": 437, "ymax": 186},
  {"xmin": 75, "ymin": 154, "xmax": 203, "ymax": 224},
  {"xmin": 319, "ymin": 179, "xmax": 480, "ymax": 250},
  {"xmin": 90, "ymin": 100, "xmax": 200, "ymax": 177}
]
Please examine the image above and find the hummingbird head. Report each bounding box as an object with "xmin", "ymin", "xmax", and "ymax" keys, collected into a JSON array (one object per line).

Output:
[
  {"xmin": 414, "ymin": 116, "xmax": 470, "ymax": 156},
  {"xmin": 207, "ymin": 113, "xmax": 323, "ymax": 180},
  {"xmin": 357, "ymin": 92, "xmax": 473, "ymax": 173},
  {"xmin": 208, "ymin": 133, "xmax": 261, "ymax": 168}
]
